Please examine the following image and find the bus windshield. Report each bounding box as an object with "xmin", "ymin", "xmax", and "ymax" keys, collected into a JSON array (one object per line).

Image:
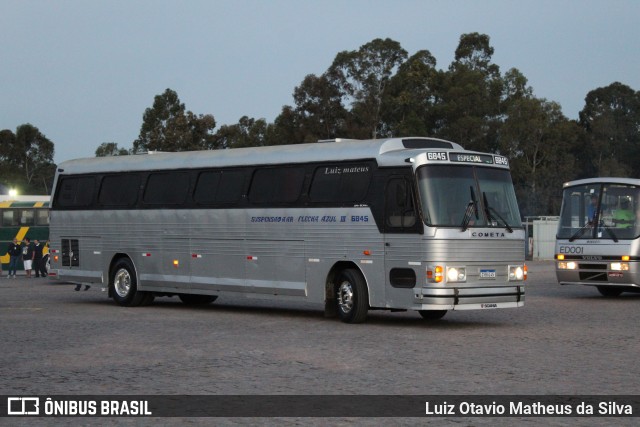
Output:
[
  {"xmin": 557, "ymin": 182, "xmax": 640, "ymax": 240},
  {"xmin": 417, "ymin": 165, "xmax": 521, "ymax": 229}
]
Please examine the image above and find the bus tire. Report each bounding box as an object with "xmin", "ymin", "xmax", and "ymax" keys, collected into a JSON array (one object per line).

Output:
[
  {"xmin": 110, "ymin": 258, "xmax": 149, "ymax": 307},
  {"xmin": 335, "ymin": 268, "xmax": 369, "ymax": 323},
  {"xmin": 178, "ymin": 294, "xmax": 218, "ymax": 305},
  {"xmin": 418, "ymin": 310, "xmax": 447, "ymax": 320},
  {"xmin": 597, "ymin": 286, "xmax": 624, "ymax": 297}
]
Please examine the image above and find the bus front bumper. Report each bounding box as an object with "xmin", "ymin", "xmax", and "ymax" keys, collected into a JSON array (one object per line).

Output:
[{"xmin": 413, "ymin": 285, "xmax": 525, "ymax": 310}]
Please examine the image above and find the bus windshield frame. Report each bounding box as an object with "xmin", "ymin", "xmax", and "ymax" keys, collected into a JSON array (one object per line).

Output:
[
  {"xmin": 416, "ymin": 164, "xmax": 522, "ymax": 230},
  {"xmin": 557, "ymin": 182, "xmax": 640, "ymax": 241}
]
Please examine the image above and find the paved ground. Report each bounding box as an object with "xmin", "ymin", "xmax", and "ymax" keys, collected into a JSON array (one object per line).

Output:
[{"xmin": 1, "ymin": 261, "xmax": 638, "ymax": 425}]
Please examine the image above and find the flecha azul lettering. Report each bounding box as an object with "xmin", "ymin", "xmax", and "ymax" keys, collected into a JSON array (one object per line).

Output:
[{"xmin": 425, "ymin": 401, "xmax": 455, "ymax": 415}]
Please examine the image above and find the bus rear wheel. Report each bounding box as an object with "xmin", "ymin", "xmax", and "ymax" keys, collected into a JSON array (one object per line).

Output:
[
  {"xmin": 597, "ymin": 286, "xmax": 624, "ymax": 297},
  {"xmin": 418, "ymin": 310, "xmax": 447, "ymax": 320},
  {"xmin": 110, "ymin": 258, "xmax": 153, "ymax": 306},
  {"xmin": 335, "ymin": 268, "xmax": 369, "ymax": 323}
]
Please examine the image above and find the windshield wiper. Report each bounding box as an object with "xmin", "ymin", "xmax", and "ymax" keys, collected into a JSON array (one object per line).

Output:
[
  {"xmin": 600, "ymin": 223, "xmax": 619, "ymax": 242},
  {"xmin": 568, "ymin": 221, "xmax": 618, "ymax": 242},
  {"xmin": 461, "ymin": 186, "xmax": 479, "ymax": 231},
  {"xmin": 569, "ymin": 223, "xmax": 591, "ymax": 242},
  {"xmin": 482, "ymin": 192, "xmax": 513, "ymax": 233}
]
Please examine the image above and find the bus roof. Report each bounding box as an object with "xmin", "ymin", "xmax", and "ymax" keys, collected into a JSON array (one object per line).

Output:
[
  {"xmin": 56, "ymin": 137, "xmax": 467, "ymax": 174},
  {"xmin": 563, "ymin": 177, "xmax": 640, "ymax": 188},
  {"xmin": 0, "ymin": 195, "xmax": 50, "ymax": 205}
]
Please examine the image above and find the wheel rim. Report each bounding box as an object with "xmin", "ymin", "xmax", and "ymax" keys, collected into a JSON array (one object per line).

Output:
[
  {"xmin": 337, "ymin": 280, "xmax": 354, "ymax": 313},
  {"xmin": 114, "ymin": 268, "xmax": 132, "ymax": 298}
]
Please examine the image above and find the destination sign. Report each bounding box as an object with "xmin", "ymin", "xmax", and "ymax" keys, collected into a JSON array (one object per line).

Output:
[
  {"xmin": 494, "ymin": 155, "xmax": 509, "ymax": 166},
  {"xmin": 426, "ymin": 152, "xmax": 448, "ymax": 161},
  {"xmin": 450, "ymin": 153, "xmax": 494, "ymax": 164}
]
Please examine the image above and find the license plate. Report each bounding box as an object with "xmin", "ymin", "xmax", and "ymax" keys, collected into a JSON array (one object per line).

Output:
[{"xmin": 479, "ymin": 269, "xmax": 496, "ymax": 279}]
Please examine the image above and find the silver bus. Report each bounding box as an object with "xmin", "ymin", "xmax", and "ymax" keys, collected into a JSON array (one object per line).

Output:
[
  {"xmin": 49, "ymin": 137, "xmax": 526, "ymax": 323},
  {"xmin": 556, "ymin": 177, "xmax": 640, "ymax": 296}
]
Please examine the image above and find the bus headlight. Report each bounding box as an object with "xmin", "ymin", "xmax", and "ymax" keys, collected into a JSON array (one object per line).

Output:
[
  {"xmin": 610, "ymin": 262, "xmax": 629, "ymax": 271},
  {"xmin": 427, "ymin": 265, "xmax": 466, "ymax": 283},
  {"xmin": 558, "ymin": 261, "xmax": 577, "ymax": 270},
  {"xmin": 446, "ymin": 267, "xmax": 466, "ymax": 283},
  {"xmin": 508, "ymin": 265, "xmax": 527, "ymax": 281}
]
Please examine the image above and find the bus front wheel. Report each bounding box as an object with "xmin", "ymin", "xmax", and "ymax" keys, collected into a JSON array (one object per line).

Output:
[
  {"xmin": 418, "ymin": 310, "xmax": 447, "ymax": 320},
  {"xmin": 597, "ymin": 286, "xmax": 624, "ymax": 297},
  {"xmin": 110, "ymin": 258, "xmax": 153, "ymax": 306},
  {"xmin": 335, "ymin": 268, "xmax": 369, "ymax": 323}
]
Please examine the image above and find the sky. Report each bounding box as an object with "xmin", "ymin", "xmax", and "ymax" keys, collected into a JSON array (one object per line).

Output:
[{"xmin": 1, "ymin": 0, "xmax": 639, "ymax": 164}]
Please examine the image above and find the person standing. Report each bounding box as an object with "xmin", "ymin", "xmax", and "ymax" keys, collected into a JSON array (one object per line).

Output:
[
  {"xmin": 22, "ymin": 237, "xmax": 34, "ymax": 278},
  {"xmin": 32, "ymin": 239, "xmax": 47, "ymax": 278},
  {"xmin": 7, "ymin": 238, "xmax": 22, "ymax": 278}
]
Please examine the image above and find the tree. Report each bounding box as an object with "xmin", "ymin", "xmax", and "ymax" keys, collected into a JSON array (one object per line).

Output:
[
  {"xmin": 132, "ymin": 88, "xmax": 216, "ymax": 153},
  {"xmin": 291, "ymin": 74, "xmax": 348, "ymax": 142},
  {"xmin": 382, "ymin": 49, "xmax": 440, "ymax": 137},
  {"xmin": 95, "ymin": 142, "xmax": 129, "ymax": 157},
  {"xmin": 499, "ymin": 97, "xmax": 579, "ymax": 215},
  {"xmin": 435, "ymin": 33, "xmax": 503, "ymax": 152},
  {"xmin": 212, "ymin": 116, "xmax": 269, "ymax": 149},
  {"xmin": 0, "ymin": 124, "xmax": 55, "ymax": 194},
  {"xmin": 328, "ymin": 38, "xmax": 408, "ymax": 139},
  {"xmin": 578, "ymin": 82, "xmax": 640, "ymax": 177}
]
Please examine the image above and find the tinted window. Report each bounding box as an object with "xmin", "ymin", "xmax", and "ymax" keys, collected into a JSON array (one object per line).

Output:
[
  {"xmin": 36, "ymin": 209, "xmax": 49, "ymax": 225},
  {"xmin": 385, "ymin": 177, "xmax": 417, "ymax": 231},
  {"xmin": 248, "ymin": 168, "xmax": 305, "ymax": 204},
  {"xmin": 55, "ymin": 176, "xmax": 96, "ymax": 208},
  {"xmin": 194, "ymin": 170, "xmax": 245, "ymax": 204},
  {"xmin": 309, "ymin": 164, "xmax": 371, "ymax": 203},
  {"xmin": 2, "ymin": 210, "xmax": 16, "ymax": 226},
  {"xmin": 143, "ymin": 172, "xmax": 190, "ymax": 205},
  {"xmin": 19, "ymin": 209, "xmax": 35, "ymax": 226},
  {"xmin": 99, "ymin": 174, "xmax": 141, "ymax": 207}
]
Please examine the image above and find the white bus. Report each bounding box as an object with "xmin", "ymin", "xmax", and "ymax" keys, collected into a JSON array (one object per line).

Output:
[
  {"xmin": 49, "ymin": 137, "xmax": 526, "ymax": 323},
  {"xmin": 556, "ymin": 177, "xmax": 640, "ymax": 296}
]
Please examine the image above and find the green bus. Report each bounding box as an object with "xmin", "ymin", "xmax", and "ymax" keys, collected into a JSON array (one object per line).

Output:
[{"xmin": 0, "ymin": 195, "xmax": 50, "ymax": 272}]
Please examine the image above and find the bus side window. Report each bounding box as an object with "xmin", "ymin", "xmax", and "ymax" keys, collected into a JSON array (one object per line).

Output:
[
  {"xmin": 36, "ymin": 209, "xmax": 49, "ymax": 226},
  {"xmin": 19, "ymin": 209, "xmax": 35, "ymax": 226},
  {"xmin": 2, "ymin": 209, "xmax": 17, "ymax": 226},
  {"xmin": 385, "ymin": 178, "xmax": 417, "ymax": 231}
]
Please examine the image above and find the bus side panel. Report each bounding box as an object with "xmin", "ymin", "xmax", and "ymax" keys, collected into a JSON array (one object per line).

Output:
[
  {"xmin": 245, "ymin": 209, "xmax": 307, "ymax": 297},
  {"xmin": 303, "ymin": 207, "xmax": 386, "ymax": 308},
  {"xmin": 190, "ymin": 209, "xmax": 247, "ymax": 293},
  {"xmin": 384, "ymin": 235, "xmax": 425, "ymax": 308},
  {"xmin": 50, "ymin": 211, "xmax": 103, "ymax": 284},
  {"xmin": 134, "ymin": 210, "xmax": 189, "ymax": 292}
]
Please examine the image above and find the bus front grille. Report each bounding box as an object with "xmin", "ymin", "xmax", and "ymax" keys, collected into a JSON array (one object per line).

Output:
[{"xmin": 579, "ymin": 271, "xmax": 608, "ymax": 282}]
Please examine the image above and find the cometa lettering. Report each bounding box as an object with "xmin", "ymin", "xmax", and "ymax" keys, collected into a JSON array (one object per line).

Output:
[{"xmin": 471, "ymin": 232, "xmax": 506, "ymax": 238}]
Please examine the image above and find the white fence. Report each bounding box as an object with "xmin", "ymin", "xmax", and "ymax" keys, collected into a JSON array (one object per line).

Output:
[{"xmin": 524, "ymin": 216, "xmax": 559, "ymax": 260}]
